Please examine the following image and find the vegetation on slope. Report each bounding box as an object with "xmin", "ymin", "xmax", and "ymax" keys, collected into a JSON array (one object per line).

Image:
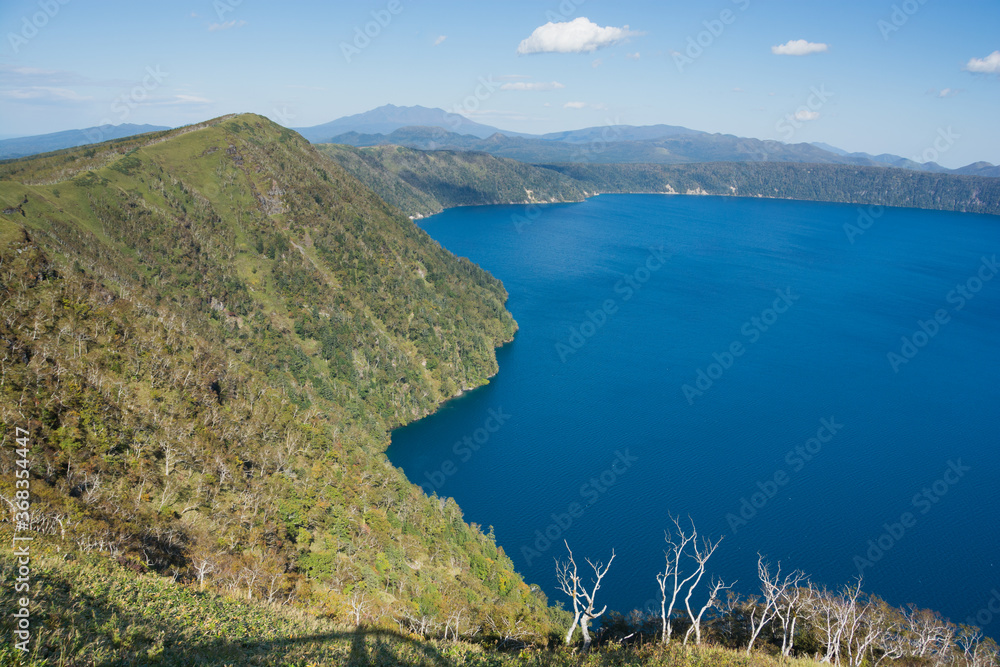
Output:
[
  {"xmin": 1, "ymin": 118, "xmax": 997, "ymax": 665},
  {"xmin": 319, "ymin": 145, "xmax": 1000, "ymax": 218},
  {"xmin": 0, "ymin": 114, "xmax": 564, "ymax": 641},
  {"xmin": 1, "ymin": 544, "xmax": 996, "ymax": 667},
  {"xmin": 550, "ymin": 162, "xmax": 1000, "ymax": 216},
  {"xmin": 316, "ymin": 144, "xmax": 587, "ymax": 218}
]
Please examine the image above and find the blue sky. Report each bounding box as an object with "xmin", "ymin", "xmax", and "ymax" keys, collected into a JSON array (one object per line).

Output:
[{"xmin": 1, "ymin": 0, "xmax": 998, "ymax": 168}]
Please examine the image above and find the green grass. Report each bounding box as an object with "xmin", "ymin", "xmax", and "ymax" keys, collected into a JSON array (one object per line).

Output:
[{"xmin": 0, "ymin": 544, "xmax": 813, "ymax": 667}]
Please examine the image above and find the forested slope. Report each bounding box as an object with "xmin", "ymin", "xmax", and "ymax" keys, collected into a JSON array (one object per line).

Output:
[
  {"xmin": 317, "ymin": 144, "xmax": 587, "ymax": 218},
  {"xmin": 0, "ymin": 114, "xmax": 564, "ymax": 641},
  {"xmin": 320, "ymin": 144, "xmax": 1000, "ymax": 218}
]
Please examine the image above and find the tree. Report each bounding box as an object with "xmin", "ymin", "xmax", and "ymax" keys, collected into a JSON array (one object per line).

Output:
[
  {"xmin": 774, "ymin": 571, "xmax": 810, "ymax": 656},
  {"xmin": 191, "ymin": 550, "xmax": 217, "ymax": 591},
  {"xmin": 684, "ymin": 575, "xmax": 736, "ymax": 646},
  {"xmin": 746, "ymin": 554, "xmax": 807, "ymax": 655},
  {"xmin": 555, "ymin": 540, "xmax": 615, "ymax": 651},
  {"xmin": 656, "ymin": 514, "xmax": 723, "ymax": 645}
]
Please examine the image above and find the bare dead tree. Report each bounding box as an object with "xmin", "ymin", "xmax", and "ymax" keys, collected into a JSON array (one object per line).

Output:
[
  {"xmin": 347, "ymin": 590, "xmax": 371, "ymax": 626},
  {"xmin": 652, "ymin": 514, "xmax": 727, "ymax": 646},
  {"xmin": 684, "ymin": 575, "xmax": 736, "ymax": 646},
  {"xmin": 555, "ymin": 540, "xmax": 615, "ymax": 651},
  {"xmin": 443, "ymin": 608, "xmax": 466, "ymax": 641},
  {"xmin": 853, "ymin": 598, "xmax": 896, "ymax": 667},
  {"xmin": 774, "ymin": 571, "xmax": 810, "ymax": 656},
  {"xmin": 656, "ymin": 514, "xmax": 698, "ymax": 644},
  {"xmin": 957, "ymin": 628, "xmax": 1000, "ymax": 667},
  {"xmin": 191, "ymin": 551, "xmax": 216, "ymax": 591},
  {"xmin": 746, "ymin": 554, "xmax": 807, "ymax": 655},
  {"xmin": 904, "ymin": 605, "xmax": 956, "ymax": 667}
]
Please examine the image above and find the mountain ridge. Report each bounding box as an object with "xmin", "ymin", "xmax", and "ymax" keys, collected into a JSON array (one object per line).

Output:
[
  {"xmin": 320, "ymin": 144, "xmax": 1000, "ymax": 219},
  {"xmin": 323, "ymin": 121, "xmax": 1000, "ymax": 176},
  {"xmin": 0, "ymin": 112, "xmax": 564, "ymax": 641},
  {"xmin": 6, "ymin": 105, "xmax": 998, "ymax": 176},
  {"xmin": 0, "ymin": 123, "xmax": 172, "ymax": 160}
]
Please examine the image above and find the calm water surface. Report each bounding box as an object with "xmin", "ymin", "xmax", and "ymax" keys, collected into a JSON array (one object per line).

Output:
[{"xmin": 387, "ymin": 195, "xmax": 1000, "ymax": 632}]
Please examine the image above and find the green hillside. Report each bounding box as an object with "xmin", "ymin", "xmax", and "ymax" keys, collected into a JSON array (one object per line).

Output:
[
  {"xmin": 1, "ymin": 116, "xmax": 998, "ymax": 667},
  {"xmin": 0, "ymin": 114, "xmax": 564, "ymax": 646},
  {"xmin": 551, "ymin": 161, "xmax": 1000, "ymax": 216},
  {"xmin": 0, "ymin": 548, "xmax": 832, "ymax": 667},
  {"xmin": 319, "ymin": 145, "xmax": 1000, "ymax": 219},
  {"xmin": 316, "ymin": 144, "xmax": 587, "ymax": 218}
]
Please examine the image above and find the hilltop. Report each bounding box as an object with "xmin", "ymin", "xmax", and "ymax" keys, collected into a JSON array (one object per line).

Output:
[
  {"xmin": 0, "ymin": 113, "xmax": 565, "ymax": 644},
  {"xmin": 1, "ymin": 115, "xmax": 997, "ymax": 667}
]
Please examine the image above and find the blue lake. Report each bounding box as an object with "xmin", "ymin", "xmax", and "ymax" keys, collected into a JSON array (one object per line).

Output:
[{"xmin": 387, "ymin": 194, "xmax": 1000, "ymax": 633}]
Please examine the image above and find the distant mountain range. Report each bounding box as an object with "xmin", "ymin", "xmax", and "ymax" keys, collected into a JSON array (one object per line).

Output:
[
  {"xmin": 0, "ymin": 123, "xmax": 171, "ymax": 160},
  {"xmin": 302, "ymin": 104, "xmax": 1000, "ymax": 177},
  {"xmin": 320, "ymin": 144, "xmax": 1000, "ymax": 219},
  {"xmin": 3, "ymin": 105, "xmax": 998, "ymax": 177},
  {"xmin": 291, "ymin": 104, "xmax": 533, "ymax": 142}
]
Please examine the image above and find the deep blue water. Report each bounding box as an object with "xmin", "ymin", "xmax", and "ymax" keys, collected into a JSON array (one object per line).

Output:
[{"xmin": 387, "ymin": 195, "xmax": 1000, "ymax": 633}]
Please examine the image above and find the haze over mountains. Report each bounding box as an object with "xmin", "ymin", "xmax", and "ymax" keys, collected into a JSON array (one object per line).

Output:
[
  {"xmin": 0, "ymin": 123, "xmax": 170, "ymax": 160},
  {"xmin": 3, "ymin": 105, "xmax": 999, "ymax": 178},
  {"xmin": 294, "ymin": 105, "xmax": 1000, "ymax": 177}
]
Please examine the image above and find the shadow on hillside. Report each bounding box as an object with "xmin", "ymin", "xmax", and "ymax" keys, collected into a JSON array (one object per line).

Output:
[{"xmin": 94, "ymin": 626, "xmax": 456, "ymax": 667}]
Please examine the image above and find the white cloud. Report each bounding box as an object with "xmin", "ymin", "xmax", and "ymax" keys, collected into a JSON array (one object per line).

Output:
[
  {"xmin": 208, "ymin": 20, "xmax": 246, "ymax": 31},
  {"xmin": 500, "ymin": 81, "xmax": 566, "ymax": 91},
  {"xmin": 732, "ymin": 87, "xmax": 745, "ymax": 93},
  {"xmin": 625, "ymin": 52, "xmax": 641, "ymax": 60},
  {"xmin": 434, "ymin": 35, "xmax": 447, "ymax": 46},
  {"xmin": 771, "ymin": 39, "xmax": 829, "ymax": 56},
  {"xmin": 171, "ymin": 94, "xmax": 212, "ymax": 104},
  {"xmin": 964, "ymin": 50, "xmax": 1000, "ymax": 74},
  {"xmin": 564, "ymin": 101, "xmax": 587, "ymax": 109},
  {"xmin": 592, "ymin": 58, "xmax": 603, "ymax": 68},
  {"xmin": 517, "ymin": 17, "xmax": 639, "ymax": 55},
  {"xmin": 0, "ymin": 64, "xmax": 132, "ymax": 88},
  {"xmin": 794, "ymin": 110, "xmax": 820, "ymax": 121},
  {"xmin": 937, "ymin": 88, "xmax": 961, "ymax": 98},
  {"xmin": 497, "ymin": 74, "xmax": 531, "ymax": 81},
  {"xmin": 1, "ymin": 87, "xmax": 91, "ymax": 102}
]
